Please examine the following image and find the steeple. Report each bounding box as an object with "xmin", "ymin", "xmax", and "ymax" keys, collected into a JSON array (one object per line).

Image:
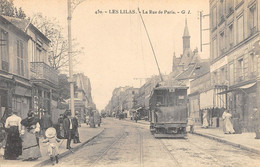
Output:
[{"xmin": 182, "ymin": 18, "xmax": 190, "ymax": 53}]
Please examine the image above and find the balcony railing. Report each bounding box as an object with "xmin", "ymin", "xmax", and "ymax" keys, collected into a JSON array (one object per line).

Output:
[{"xmin": 30, "ymin": 62, "xmax": 58, "ymax": 86}]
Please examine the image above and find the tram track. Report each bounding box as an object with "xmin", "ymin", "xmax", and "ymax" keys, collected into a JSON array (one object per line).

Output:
[
  {"xmin": 157, "ymin": 139, "xmax": 182, "ymax": 167},
  {"xmin": 160, "ymin": 137, "xmax": 228, "ymax": 167},
  {"xmin": 89, "ymin": 131, "xmax": 128, "ymax": 167}
]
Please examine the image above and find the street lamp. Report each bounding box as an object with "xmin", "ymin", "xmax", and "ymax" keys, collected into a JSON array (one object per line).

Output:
[{"xmin": 67, "ymin": 0, "xmax": 85, "ymax": 117}]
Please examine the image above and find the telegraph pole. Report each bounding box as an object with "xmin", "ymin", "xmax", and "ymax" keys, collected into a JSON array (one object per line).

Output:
[{"xmin": 68, "ymin": 0, "xmax": 75, "ymax": 117}]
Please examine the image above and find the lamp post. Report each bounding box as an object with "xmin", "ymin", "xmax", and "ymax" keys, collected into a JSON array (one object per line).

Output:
[
  {"xmin": 67, "ymin": 0, "xmax": 75, "ymax": 117},
  {"xmin": 67, "ymin": 0, "xmax": 85, "ymax": 117}
]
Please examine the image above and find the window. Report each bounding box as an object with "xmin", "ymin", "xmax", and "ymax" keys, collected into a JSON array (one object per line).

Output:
[
  {"xmin": 218, "ymin": 0, "xmax": 224, "ymax": 23},
  {"xmin": 0, "ymin": 29, "xmax": 9, "ymax": 72},
  {"xmin": 220, "ymin": 67, "xmax": 226, "ymax": 84},
  {"xmin": 248, "ymin": 4, "xmax": 257, "ymax": 36},
  {"xmin": 213, "ymin": 71, "xmax": 218, "ymax": 85},
  {"xmin": 237, "ymin": 15, "xmax": 244, "ymax": 43},
  {"xmin": 212, "ymin": 6, "xmax": 217, "ymax": 29},
  {"xmin": 226, "ymin": 0, "xmax": 234, "ymax": 14},
  {"xmin": 219, "ymin": 31, "xmax": 225, "ymax": 54},
  {"xmin": 229, "ymin": 63, "xmax": 234, "ymax": 85},
  {"xmin": 212, "ymin": 38, "xmax": 217, "ymax": 60},
  {"xmin": 228, "ymin": 24, "xmax": 234, "ymax": 48},
  {"xmin": 249, "ymin": 53, "xmax": 257, "ymax": 76},
  {"xmin": 36, "ymin": 45, "xmax": 42, "ymax": 62},
  {"xmin": 237, "ymin": 58, "xmax": 244, "ymax": 81},
  {"xmin": 17, "ymin": 40, "xmax": 24, "ymax": 76}
]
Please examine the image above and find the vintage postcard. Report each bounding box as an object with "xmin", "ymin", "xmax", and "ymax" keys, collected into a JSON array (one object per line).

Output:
[{"xmin": 0, "ymin": 0, "xmax": 259, "ymax": 166}]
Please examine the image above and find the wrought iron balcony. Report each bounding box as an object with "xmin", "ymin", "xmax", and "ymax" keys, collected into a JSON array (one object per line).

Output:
[{"xmin": 30, "ymin": 62, "xmax": 58, "ymax": 86}]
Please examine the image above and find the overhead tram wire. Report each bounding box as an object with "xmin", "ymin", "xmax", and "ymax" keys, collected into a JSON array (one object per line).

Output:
[
  {"xmin": 137, "ymin": 8, "xmax": 163, "ymax": 82},
  {"xmin": 139, "ymin": 9, "xmax": 147, "ymax": 79}
]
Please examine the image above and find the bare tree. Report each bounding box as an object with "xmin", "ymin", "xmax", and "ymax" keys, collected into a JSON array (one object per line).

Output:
[{"xmin": 31, "ymin": 13, "xmax": 83, "ymax": 72}]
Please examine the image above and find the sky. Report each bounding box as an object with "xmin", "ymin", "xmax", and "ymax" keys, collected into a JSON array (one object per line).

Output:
[{"xmin": 14, "ymin": 0, "xmax": 210, "ymax": 110}]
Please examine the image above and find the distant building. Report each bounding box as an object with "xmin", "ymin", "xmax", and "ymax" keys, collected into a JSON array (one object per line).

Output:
[
  {"xmin": 209, "ymin": 0, "xmax": 259, "ymax": 131},
  {"xmin": 73, "ymin": 73, "xmax": 95, "ymax": 122}
]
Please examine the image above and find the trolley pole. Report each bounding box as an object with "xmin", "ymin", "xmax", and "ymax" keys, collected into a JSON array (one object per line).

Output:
[{"xmin": 68, "ymin": 0, "xmax": 75, "ymax": 117}]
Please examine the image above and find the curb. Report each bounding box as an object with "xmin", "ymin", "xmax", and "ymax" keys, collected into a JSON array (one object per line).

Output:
[
  {"xmin": 191, "ymin": 131, "xmax": 260, "ymax": 154},
  {"xmin": 34, "ymin": 128, "xmax": 105, "ymax": 167}
]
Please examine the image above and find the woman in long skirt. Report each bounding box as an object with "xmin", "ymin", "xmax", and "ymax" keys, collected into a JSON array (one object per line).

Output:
[
  {"xmin": 222, "ymin": 110, "xmax": 235, "ymax": 134},
  {"xmin": 4, "ymin": 110, "xmax": 22, "ymax": 160},
  {"xmin": 20, "ymin": 111, "xmax": 41, "ymax": 161}
]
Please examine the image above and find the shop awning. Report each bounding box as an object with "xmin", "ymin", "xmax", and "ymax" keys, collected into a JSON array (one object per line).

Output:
[{"xmin": 218, "ymin": 82, "xmax": 256, "ymax": 95}]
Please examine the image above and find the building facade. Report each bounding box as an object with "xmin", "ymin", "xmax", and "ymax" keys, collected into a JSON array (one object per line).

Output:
[
  {"xmin": 0, "ymin": 15, "xmax": 31, "ymax": 119},
  {"xmin": 209, "ymin": 0, "xmax": 259, "ymax": 131},
  {"xmin": 3, "ymin": 16, "xmax": 59, "ymax": 120}
]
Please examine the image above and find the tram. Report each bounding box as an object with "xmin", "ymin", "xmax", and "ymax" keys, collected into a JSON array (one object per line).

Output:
[{"xmin": 149, "ymin": 85, "xmax": 188, "ymax": 138}]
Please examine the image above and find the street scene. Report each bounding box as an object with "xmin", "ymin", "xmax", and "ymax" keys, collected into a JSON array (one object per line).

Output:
[{"xmin": 0, "ymin": 0, "xmax": 260, "ymax": 166}]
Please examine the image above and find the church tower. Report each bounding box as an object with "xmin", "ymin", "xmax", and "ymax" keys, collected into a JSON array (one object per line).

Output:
[{"xmin": 182, "ymin": 18, "xmax": 190, "ymax": 53}]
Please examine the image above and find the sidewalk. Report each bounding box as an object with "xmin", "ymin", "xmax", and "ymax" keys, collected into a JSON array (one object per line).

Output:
[
  {"xmin": 123, "ymin": 117, "xmax": 260, "ymax": 154},
  {"xmin": 191, "ymin": 125, "xmax": 260, "ymax": 154},
  {"xmin": 1, "ymin": 124, "xmax": 104, "ymax": 167}
]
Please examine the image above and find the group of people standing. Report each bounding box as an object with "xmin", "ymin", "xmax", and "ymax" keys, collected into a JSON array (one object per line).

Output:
[
  {"xmin": 1, "ymin": 108, "xmax": 52, "ymax": 160},
  {"xmin": 0, "ymin": 108, "xmax": 82, "ymax": 162},
  {"xmin": 58, "ymin": 110, "xmax": 81, "ymax": 149},
  {"xmin": 201, "ymin": 109, "xmax": 236, "ymax": 134}
]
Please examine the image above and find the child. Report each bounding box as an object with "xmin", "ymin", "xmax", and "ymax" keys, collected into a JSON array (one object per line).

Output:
[{"xmin": 43, "ymin": 127, "xmax": 61, "ymax": 165}]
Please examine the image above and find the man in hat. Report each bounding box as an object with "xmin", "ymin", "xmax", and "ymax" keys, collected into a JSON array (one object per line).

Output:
[
  {"xmin": 63, "ymin": 110, "xmax": 77, "ymax": 149},
  {"xmin": 40, "ymin": 109, "xmax": 53, "ymax": 139}
]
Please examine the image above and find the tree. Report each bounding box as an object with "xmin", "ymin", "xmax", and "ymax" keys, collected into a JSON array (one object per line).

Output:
[
  {"xmin": 0, "ymin": 0, "xmax": 26, "ymax": 19},
  {"xmin": 31, "ymin": 13, "xmax": 83, "ymax": 72}
]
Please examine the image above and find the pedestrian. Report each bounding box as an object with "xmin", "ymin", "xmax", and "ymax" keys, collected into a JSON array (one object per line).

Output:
[
  {"xmin": 57, "ymin": 114, "xmax": 64, "ymax": 139},
  {"xmin": 20, "ymin": 110, "xmax": 41, "ymax": 161},
  {"xmin": 222, "ymin": 109, "xmax": 235, "ymax": 134},
  {"xmin": 251, "ymin": 108, "xmax": 260, "ymax": 139},
  {"xmin": 94, "ymin": 110, "xmax": 101, "ymax": 127},
  {"xmin": 74, "ymin": 113, "xmax": 81, "ymax": 143},
  {"xmin": 4, "ymin": 109, "xmax": 22, "ymax": 160},
  {"xmin": 43, "ymin": 127, "xmax": 61, "ymax": 165},
  {"xmin": 202, "ymin": 109, "xmax": 209, "ymax": 128},
  {"xmin": 85, "ymin": 115, "xmax": 89, "ymax": 125},
  {"xmin": 89, "ymin": 111, "xmax": 95, "ymax": 128},
  {"xmin": 63, "ymin": 110, "xmax": 77, "ymax": 149},
  {"xmin": 40, "ymin": 109, "xmax": 53, "ymax": 139},
  {"xmin": 188, "ymin": 116, "xmax": 194, "ymax": 133}
]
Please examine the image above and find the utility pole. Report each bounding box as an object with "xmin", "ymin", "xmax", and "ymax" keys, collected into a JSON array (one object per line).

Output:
[
  {"xmin": 199, "ymin": 11, "xmax": 210, "ymax": 52},
  {"xmin": 68, "ymin": 0, "xmax": 75, "ymax": 117}
]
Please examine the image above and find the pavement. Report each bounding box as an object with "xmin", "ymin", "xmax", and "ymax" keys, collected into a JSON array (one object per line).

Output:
[
  {"xmin": 122, "ymin": 117, "xmax": 260, "ymax": 154},
  {"xmin": 1, "ymin": 123, "xmax": 105, "ymax": 167}
]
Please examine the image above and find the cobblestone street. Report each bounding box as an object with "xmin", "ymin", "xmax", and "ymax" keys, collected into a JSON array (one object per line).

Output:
[{"xmin": 55, "ymin": 118, "xmax": 260, "ymax": 167}]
